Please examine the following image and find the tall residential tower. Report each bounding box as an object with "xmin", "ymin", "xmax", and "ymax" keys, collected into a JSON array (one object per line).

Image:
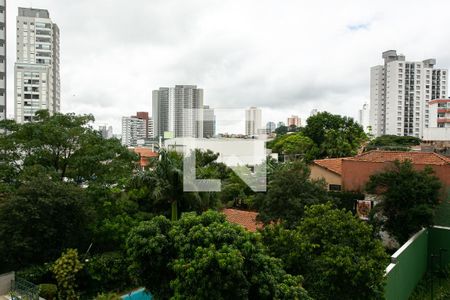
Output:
[
  {"xmin": 370, "ymin": 50, "xmax": 447, "ymax": 138},
  {"xmin": 152, "ymin": 85, "xmax": 204, "ymax": 138},
  {"xmin": 14, "ymin": 7, "xmax": 60, "ymax": 123},
  {"xmin": 245, "ymin": 107, "xmax": 262, "ymax": 136}
]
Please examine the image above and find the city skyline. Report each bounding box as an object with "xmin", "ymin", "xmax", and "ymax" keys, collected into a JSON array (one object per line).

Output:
[{"xmin": 4, "ymin": 0, "xmax": 450, "ymax": 131}]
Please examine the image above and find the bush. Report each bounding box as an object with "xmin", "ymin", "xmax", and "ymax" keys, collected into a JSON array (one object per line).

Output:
[
  {"xmin": 39, "ymin": 283, "xmax": 57, "ymax": 300},
  {"xmin": 95, "ymin": 292, "xmax": 122, "ymax": 300},
  {"xmin": 16, "ymin": 264, "xmax": 52, "ymax": 284}
]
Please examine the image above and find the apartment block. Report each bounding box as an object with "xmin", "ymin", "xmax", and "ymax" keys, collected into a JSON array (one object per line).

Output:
[
  {"xmin": 15, "ymin": 7, "xmax": 60, "ymax": 123},
  {"xmin": 245, "ymin": 107, "xmax": 262, "ymax": 136},
  {"xmin": 370, "ymin": 50, "xmax": 448, "ymax": 138},
  {"xmin": 152, "ymin": 85, "xmax": 205, "ymax": 138}
]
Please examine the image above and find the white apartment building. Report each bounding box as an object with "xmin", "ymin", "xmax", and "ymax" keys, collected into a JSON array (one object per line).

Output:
[
  {"xmin": 0, "ymin": 0, "xmax": 6, "ymax": 121},
  {"xmin": 423, "ymin": 99, "xmax": 450, "ymax": 141},
  {"xmin": 358, "ymin": 102, "xmax": 370, "ymax": 133},
  {"xmin": 14, "ymin": 7, "xmax": 60, "ymax": 123},
  {"xmin": 121, "ymin": 116, "xmax": 147, "ymax": 146},
  {"xmin": 245, "ymin": 107, "xmax": 262, "ymax": 136},
  {"xmin": 152, "ymin": 85, "xmax": 204, "ymax": 138},
  {"xmin": 370, "ymin": 50, "xmax": 447, "ymax": 138}
]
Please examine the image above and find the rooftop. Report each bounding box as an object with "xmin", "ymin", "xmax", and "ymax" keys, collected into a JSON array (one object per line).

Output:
[
  {"xmin": 222, "ymin": 208, "xmax": 262, "ymax": 232},
  {"xmin": 346, "ymin": 150, "xmax": 450, "ymax": 166},
  {"xmin": 313, "ymin": 158, "xmax": 345, "ymax": 175}
]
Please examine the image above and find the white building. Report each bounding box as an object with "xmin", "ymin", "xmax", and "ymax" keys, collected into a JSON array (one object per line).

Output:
[
  {"xmin": 98, "ymin": 125, "xmax": 114, "ymax": 139},
  {"xmin": 121, "ymin": 116, "xmax": 147, "ymax": 146},
  {"xmin": 370, "ymin": 50, "xmax": 447, "ymax": 138},
  {"xmin": 0, "ymin": 0, "xmax": 6, "ymax": 121},
  {"xmin": 423, "ymin": 99, "xmax": 450, "ymax": 141},
  {"xmin": 14, "ymin": 7, "xmax": 60, "ymax": 123},
  {"xmin": 245, "ymin": 107, "xmax": 262, "ymax": 136},
  {"xmin": 358, "ymin": 102, "xmax": 370, "ymax": 133},
  {"xmin": 152, "ymin": 85, "xmax": 204, "ymax": 138}
]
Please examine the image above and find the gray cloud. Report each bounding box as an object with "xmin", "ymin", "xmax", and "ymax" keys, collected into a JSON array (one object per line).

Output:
[{"xmin": 7, "ymin": 0, "xmax": 450, "ymax": 133}]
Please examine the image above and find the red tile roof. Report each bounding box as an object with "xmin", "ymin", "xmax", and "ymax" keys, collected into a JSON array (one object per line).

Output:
[
  {"xmin": 345, "ymin": 150, "xmax": 450, "ymax": 166},
  {"xmin": 131, "ymin": 147, "xmax": 158, "ymax": 168},
  {"xmin": 222, "ymin": 208, "xmax": 263, "ymax": 232},
  {"xmin": 313, "ymin": 158, "xmax": 345, "ymax": 175}
]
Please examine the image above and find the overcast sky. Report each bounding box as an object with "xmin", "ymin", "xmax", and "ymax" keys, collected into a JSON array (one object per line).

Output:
[{"xmin": 7, "ymin": 0, "xmax": 450, "ymax": 134}]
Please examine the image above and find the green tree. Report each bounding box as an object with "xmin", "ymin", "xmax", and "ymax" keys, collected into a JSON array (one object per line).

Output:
[
  {"xmin": 51, "ymin": 249, "xmax": 84, "ymax": 300},
  {"xmin": 0, "ymin": 110, "xmax": 137, "ymax": 186},
  {"xmin": 274, "ymin": 125, "xmax": 288, "ymax": 136},
  {"xmin": 303, "ymin": 111, "xmax": 367, "ymax": 158},
  {"xmin": 366, "ymin": 160, "xmax": 442, "ymax": 244},
  {"xmin": 271, "ymin": 133, "xmax": 319, "ymax": 163},
  {"xmin": 0, "ymin": 168, "xmax": 91, "ymax": 271},
  {"xmin": 257, "ymin": 161, "xmax": 330, "ymax": 228},
  {"xmin": 262, "ymin": 203, "xmax": 388, "ymax": 300},
  {"xmin": 127, "ymin": 211, "xmax": 311, "ymax": 300},
  {"xmin": 366, "ymin": 135, "xmax": 421, "ymax": 151}
]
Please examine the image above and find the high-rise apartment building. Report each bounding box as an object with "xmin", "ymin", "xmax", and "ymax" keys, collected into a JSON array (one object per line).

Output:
[
  {"xmin": 0, "ymin": 0, "xmax": 6, "ymax": 121},
  {"xmin": 245, "ymin": 107, "xmax": 262, "ymax": 136},
  {"xmin": 98, "ymin": 125, "xmax": 114, "ymax": 139},
  {"xmin": 358, "ymin": 102, "xmax": 370, "ymax": 133},
  {"xmin": 287, "ymin": 115, "xmax": 301, "ymax": 127},
  {"xmin": 121, "ymin": 112, "xmax": 153, "ymax": 146},
  {"xmin": 370, "ymin": 50, "xmax": 448, "ymax": 138},
  {"xmin": 152, "ymin": 85, "xmax": 204, "ymax": 138},
  {"xmin": 14, "ymin": 7, "xmax": 60, "ymax": 123},
  {"xmin": 203, "ymin": 105, "xmax": 215, "ymax": 138}
]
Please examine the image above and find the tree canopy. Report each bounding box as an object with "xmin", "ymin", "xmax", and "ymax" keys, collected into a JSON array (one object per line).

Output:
[
  {"xmin": 366, "ymin": 160, "xmax": 442, "ymax": 244},
  {"xmin": 366, "ymin": 135, "xmax": 421, "ymax": 151},
  {"xmin": 256, "ymin": 161, "xmax": 330, "ymax": 228},
  {"xmin": 127, "ymin": 211, "xmax": 311, "ymax": 300},
  {"xmin": 262, "ymin": 203, "xmax": 388, "ymax": 300},
  {"xmin": 303, "ymin": 111, "xmax": 367, "ymax": 159}
]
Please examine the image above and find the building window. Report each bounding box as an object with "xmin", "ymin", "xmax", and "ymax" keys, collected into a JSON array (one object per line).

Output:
[{"xmin": 329, "ymin": 184, "xmax": 342, "ymax": 191}]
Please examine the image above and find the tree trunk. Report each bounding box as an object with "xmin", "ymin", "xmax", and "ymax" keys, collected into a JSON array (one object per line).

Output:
[{"xmin": 171, "ymin": 200, "xmax": 178, "ymax": 221}]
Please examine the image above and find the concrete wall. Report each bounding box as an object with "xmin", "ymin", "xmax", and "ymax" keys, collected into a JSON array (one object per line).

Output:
[
  {"xmin": 309, "ymin": 165, "xmax": 342, "ymax": 190},
  {"xmin": 0, "ymin": 272, "xmax": 14, "ymax": 295},
  {"xmin": 385, "ymin": 229, "xmax": 429, "ymax": 300}
]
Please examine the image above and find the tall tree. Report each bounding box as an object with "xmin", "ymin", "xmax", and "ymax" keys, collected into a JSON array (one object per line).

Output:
[
  {"xmin": 0, "ymin": 110, "xmax": 137, "ymax": 186},
  {"xmin": 256, "ymin": 161, "xmax": 330, "ymax": 228},
  {"xmin": 303, "ymin": 111, "xmax": 367, "ymax": 158},
  {"xmin": 127, "ymin": 211, "xmax": 311, "ymax": 300},
  {"xmin": 366, "ymin": 160, "xmax": 442, "ymax": 244},
  {"xmin": 262, "ymin": 203, "xmax": 388, "ymax": 300}
]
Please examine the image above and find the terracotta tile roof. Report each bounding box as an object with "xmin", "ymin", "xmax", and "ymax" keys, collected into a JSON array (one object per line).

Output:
[
  {"xmin": 222, "ymin": 208, "xmax": 263, "ymax": 232},
  {"xmin": 346, "ymin": 150, "xmax": 450, "ymax": 166},
  {"xmin": 131, "ymin": 147, "xmax": 158, "ymax": 168},
  {"xmin": 313, "ymin": 158, "xmax": 345, "ymax": 175}
]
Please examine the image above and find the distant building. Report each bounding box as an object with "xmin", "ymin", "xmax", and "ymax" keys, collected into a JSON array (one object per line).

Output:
[
  {"xmin": 203, "ymin": 105, "xmax": 216, "ymax": 138},
  {"xmin": 0, "ymin": 0, "xmax": 6, "ymax": 121},
  {"xmin": 266, "ymin": 121, "xmax": 276, "ymax": 133},
  {"xmin": 370, "ymin": 50, "xmax": 448, "ymax": 138},
  {"xmin": 245, "ymin": 107, "xmax": 262, "ymax": 136},
  {"xmin": 152, "ymin": 85, "xmax": 204, "ymax": 138},
  {"xmin": 423, "ymin": 99, "xmax": 450, "ymax": 141},
  {"xmin": 121, "ymin": 112, "xmax": 152, "ymax": 146},
  {"xmin": 15, "ymin": 7, "xmax": 60, "ymax": 123},
  {"xmin": 287, "ymin": 115, "xmax": 301, "ymax": 127},
  {"xmin": 98, "ymin": 125, "xmax": 113, "ymax": 139},
  {"xmin": 358, "ymin": 103, "xmax": 370, "ymax": 133},
  {"xmin": 310, "ymin": 109, "xmax": 319, "ymax": 116}
]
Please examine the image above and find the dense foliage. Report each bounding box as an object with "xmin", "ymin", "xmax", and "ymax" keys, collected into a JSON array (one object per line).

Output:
[
  {"xmin": 127, "ymin": 211, "xmax": 311, "ymax": 299},
  {"xmin": 262, "ymin": 203, "xmax": 388, "ymax": 300},
  {"xmin": 256, "ymin": 161, "xmax": 330, "ymax": 228},
  {"xmin": 51, "ymin": 249, "xmax": 84, "ymax": 300},
  {"xmin": 366, "ymin": 135, "xmax": 421, "ymax": 151},
  {"xmin": 303, "ymin": 111, "xmax": 367, "ymax": 158},
  {"xmin": 366, "ymin": 160, "xmax": 442, "ymax": 244}
]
